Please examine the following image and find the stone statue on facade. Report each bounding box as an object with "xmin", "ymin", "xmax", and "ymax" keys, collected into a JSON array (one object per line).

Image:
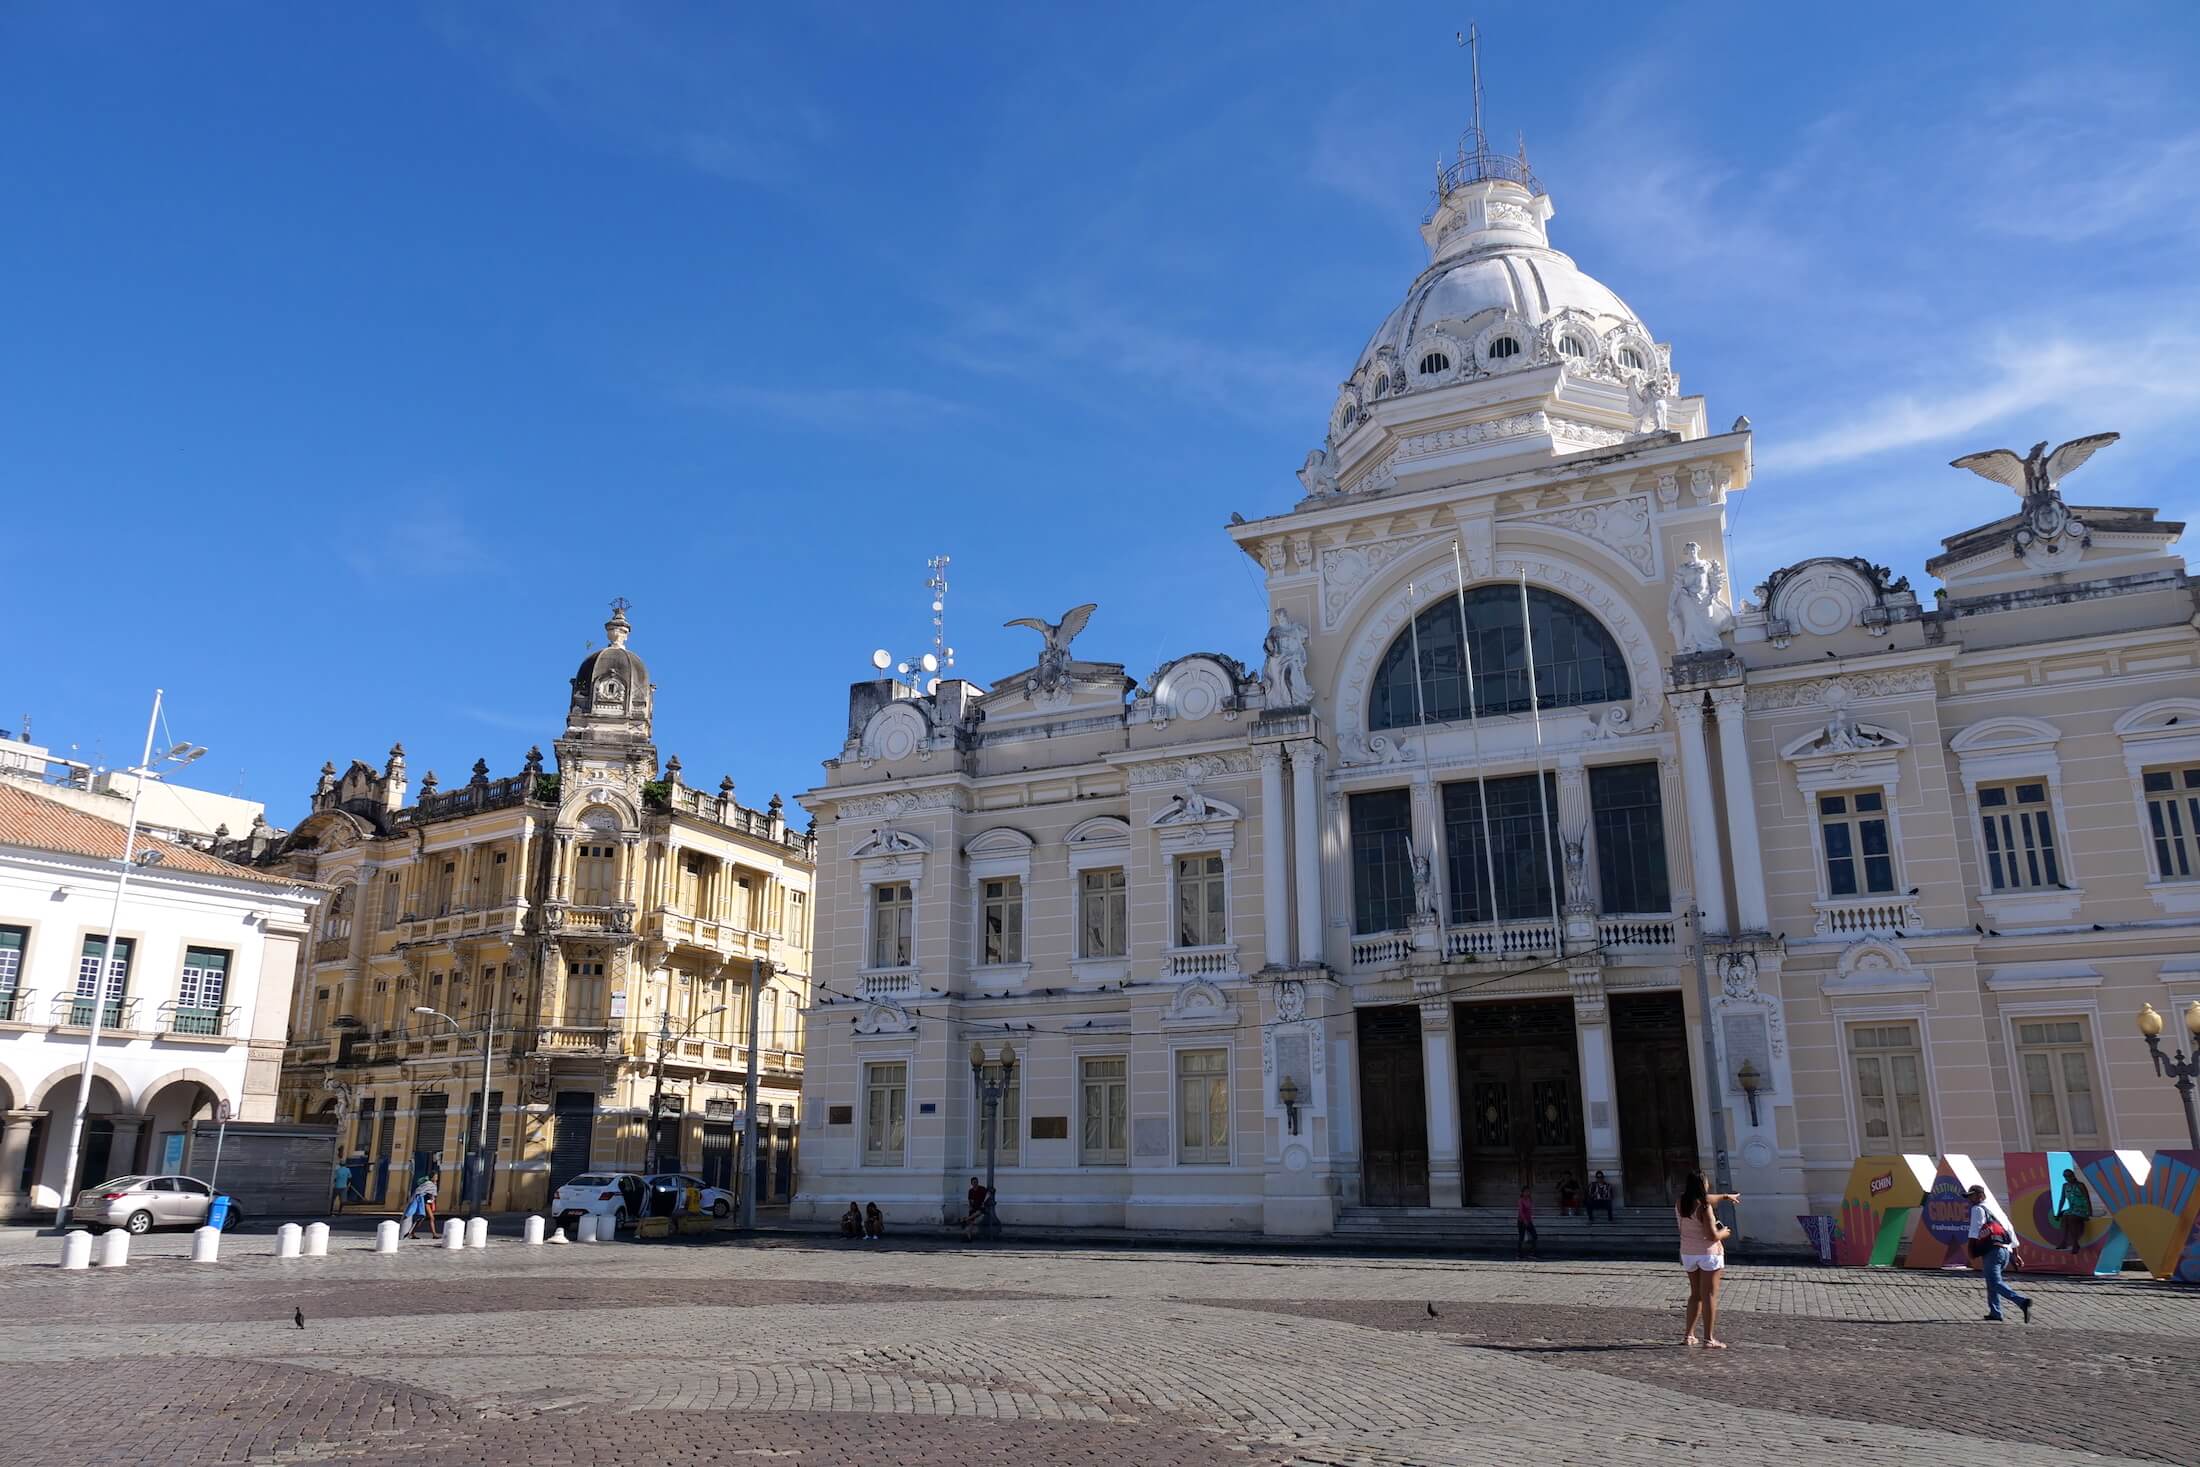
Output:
[
  {"xmin": 1004, "ymin": 603, "xmax": 1097, "ymax": 698},
  {"xmin": 1297, "ymin": 447, "xmax": 1340, "ymax": 497},
  {"xmin": 1562, "ymin": 834, "xmax": 1592, "ymax": 912},
  {"xmin": 1262, "ymin": 607, "xmax": 1312, "ymax": 708},
  {"xmin": 1666, "ymin": 541, "xmax": 1732, "ymax": 655},
  {"xmin": 1409, "ymin": 843, "xmax": 1437, "ymax": 925},
  {"xmin": 1951, "ymin": 432, "xmax": 2117, "ymax": 558}
]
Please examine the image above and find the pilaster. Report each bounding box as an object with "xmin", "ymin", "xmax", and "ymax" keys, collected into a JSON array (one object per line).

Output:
[
  {"xmin": 1709, "ymin": 684, "xmax": 1769, "ymax": 932},
  {"xmin": 1416, "ymin": 986, "xmax": 1463, "ymax": 1208},
  {"xmin": 1290, "ymin": 741, "xmax": 1325, "ymax": 965},
  {"xmin": 1259, "ymin": 745, "xmax": 1292, "ymax": 967},
  {"xmin": 1668, "ymin": 694, "xmax": 1730, "ymax": 935}
]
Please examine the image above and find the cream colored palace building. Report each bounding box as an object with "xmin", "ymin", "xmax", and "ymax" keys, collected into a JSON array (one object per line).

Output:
[
  {"xmin": 233, "ymin": 606, "xmax": 815, "ymax": 1213},
  {"xmin": 793, "ymin": 136, "xmax": 2200, "ymax": 1242}
]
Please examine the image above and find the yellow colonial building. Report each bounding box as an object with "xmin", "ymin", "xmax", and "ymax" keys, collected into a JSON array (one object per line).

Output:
[{"xmin": 231, "ymin": 604, "xmax": 814, "ymax": 1212}]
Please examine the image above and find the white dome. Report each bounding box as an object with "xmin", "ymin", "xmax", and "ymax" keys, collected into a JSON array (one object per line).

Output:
[{"xmin": 1329, "ymin": 172, "xmax": 1667, "ymax": 443}]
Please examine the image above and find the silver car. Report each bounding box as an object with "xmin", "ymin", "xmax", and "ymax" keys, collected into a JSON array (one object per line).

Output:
[{"xmin": 74, "ymin": 1174, "xmax": 240, "ymax": 1235}]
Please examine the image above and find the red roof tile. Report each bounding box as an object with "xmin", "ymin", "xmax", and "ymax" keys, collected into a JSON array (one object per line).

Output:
[{"xmin": 0, "ymin": 781, "xmax": 314, "ymax": 891}]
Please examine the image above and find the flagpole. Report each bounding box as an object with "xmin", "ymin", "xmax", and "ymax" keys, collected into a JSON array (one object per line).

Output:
[
  {"xmin": 1518, "ymin": 569, "xmax": 1565, "ymax": 951},
  {"xmin": 1451, "ymin": 541, "xmax": 1502, "ymax": 946}
]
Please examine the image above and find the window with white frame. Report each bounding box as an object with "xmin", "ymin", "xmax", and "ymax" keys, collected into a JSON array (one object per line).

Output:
[
  {"xmin": 1174, "ymin": 854, "xmax": 1226, "ymax": 948},
  {"xmin": 1977, "ymin": 781, "xmax": 2062, "ymax": 892},
  {"xmin": 574, "ymin": 842, "xmax": 618, "ymax": 905},
  {"xmin": 0, "ymin": 925, "xmax": 24, "ymax": 1020},
  {"xmin": 974, "ymin": 1068, "xmax": 1020, "ymax": 1167},
  {"xmin": 1176, "ymin": 1048, "xmax": 1230, "ymax": 1164},
  {"xmin": 432, "ymin": 859, "xmax": 458, "ymax": 915},
  {"xmin": 322, "ymin": 886, "xmax": 352, "ymax": 942},
  {"xmin": 871, "ymin": 883, "xmax": 913, "ymax": 967},
  {"xmin": 76, "ymin": 935, "xmax": 133, "ymax": 1004},
  {"xmin": 564, "ymin": 957, "xmax": 607, "ymax": 1025},
  {"xmin": 2014, "ymin": 1017, "xmax": 2103, "ymax": 1145},
  {"xmin": 788, "ymin": 889, "xmax": 808, "ymax": 946},
  {"xmin": 1080, "ymin": 868, "xmax": 1127, "ymax": 958},
  {"xmin": 177, "ymin": 947, "xmax": 230, "ymax": 1013},
  {"xmin": 486, "ymin": 849, "xmax": 509, "ymax": 906},
  {"xmin": 380, "ymin": 871, "xmax": 400, "ymax": 929},
  {"xmin": 2142, "ymin": 764, "xmax": 2200, "ymax": 882},
  {"xmin": 760, "ymin": 990, "xmax": 777, "ymax": 1050},
  {"xmin": 863, "ymin": 1061, "xmax": 907, "ymax": 1166},
  {"xmin": 981, "ymin": 877, "xmax": 1024, "ymax": 965},
  {"xmin": 1819, "ymin": 790, "xmax": 1896, "ymax": 897},
  {"xmin": 1080, "ymin": 1055, "xmax": 1128, "ymax": 1165},
  {"xmin": 1848, "ymin": 1021, "xmax": 1931, "ymax": 1152}
]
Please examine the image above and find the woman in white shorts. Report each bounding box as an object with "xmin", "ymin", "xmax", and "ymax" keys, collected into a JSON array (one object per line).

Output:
[{"xmin": 1676, "ymin": 1170, "xmax": 1741, "ymax": 1348}]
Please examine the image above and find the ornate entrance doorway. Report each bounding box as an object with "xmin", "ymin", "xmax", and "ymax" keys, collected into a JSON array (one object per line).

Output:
[
  {"xmin": 1455, "ymin": 999, "xmax": 1583, "ymax": 1206},
  {"xmin": 1355, "ymin": 1006, "xmax": 1429, "ymax": 1207},
  {"xmin": 1611, "ymin": 992, "xmax": 1699, "ymax": 1207}
]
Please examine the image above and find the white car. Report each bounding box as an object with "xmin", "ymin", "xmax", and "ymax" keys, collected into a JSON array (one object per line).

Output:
[
  {"xmin": 645, "ymin": 1172, "xmax": 734, "ymax": 1219},
  {"xmin": 549, "ymin": 1172, "xmax": 646, "ymax": 1233}
]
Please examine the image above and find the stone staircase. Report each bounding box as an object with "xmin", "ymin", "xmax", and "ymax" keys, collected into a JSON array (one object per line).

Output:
[{"xmin": 1333, "ymin": 1205, "xmax": 1682, "ymax": 1258}]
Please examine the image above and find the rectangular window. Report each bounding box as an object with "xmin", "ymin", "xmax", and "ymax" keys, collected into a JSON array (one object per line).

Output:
[
  {"xmin": 1079, "ymin": 1056, "xmax": 1129, "ymax": 1165},
  {"xmin": 678, "ymin": 852, "xmax": 710, "ymax": 913},
  {"xmin": 74, "ymin": 935, "xmax": 134, "ymax": 1024},
  {"xmin": 1443, "ymin": 773, "xmax": 1558, "ymax": 924},
  {"xmin": 2015, "ymin": 1017, "xmax": 2103, "ymax": 1145},
  {"xmin": 1589, "ymin": 762, "xmax": 1670, "ymax": 913},
  {"xmin": 486, "ymin": 850, "xmax": 508, "ymax": 906},
  {"xmin": 1174, "ymin": 854, "xmax": 1227, "ymax": 948},
  {"xmin": 575, "ymin": 843, "xmax": 618, "ymax": 905},
  {"xmin": 863, "ymin": 1062, "xmax": 908, "ymax": 1166},
  {"xmin": 1175, "ymin": 1048, "xmax": 1230, "ymax": 1164},
  {"xmin": 2143, "ymin": 765, "xmax": 2200, "ymax": 882},
  {"xmin": 1349, "ymin": 789, "xmax": 1415, "ymax": 935},
  {"xmin": 564, "ymin": 959, "xmax": 607, "ymax": 1025},
  {"xmin": 380, "ymin": 872, "xmax": 400, "ymax": 929},
  {"xmin": 1977, "ymin": 781, "xmax": 2061, "ymax": 892},
  {"xmin": 433, "ymin": 860, "xmax": 457, "ymax": 915},
  {"xmin": 0, "ymin": 925, "xmax": 24, "ymax": 1022},
  {"xmin": 871, "ymin": 883, "xmax": 913, "ymax": 967},
  {"xmin": 1849, "ymin": 1022, "xmax": 1931, "ymax": 1151},
  {"xmin": 974, "ymin": 1069, "xmax": 1020, "ymax": 1167},
  {"xmin": 176, "ymin": 947, "xmax": 230, "ymax": 1033},
  {"xmin": 1819, "ymin": 789, "xmax": 1896, "ymax": 897},
  {"xmin": 981, "ymin": 877, "xmax": 1024, "ymax": 965},
  {"xmin": 1079, "ymin": 868, "xmax": 1128, "ymax": 958},
  {"xmin": 788, "ymin": 889, "xmax": 808, "ymax": 947}
]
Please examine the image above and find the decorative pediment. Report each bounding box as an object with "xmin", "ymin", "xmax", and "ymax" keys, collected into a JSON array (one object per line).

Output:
[
  {"xmin": 1781, "ymin": 715, "xmax": 1907, "ymax": 762},
  {"xmin": 1161, "ymin": 978, "xmax": 1237, "ymax": 1029},
  {"xmin": 1150, "ymin": 789, "xmax": 1243, "ymax": 828},
  {"xmin": 858, "ymin": 701, "xmax": 933, "ymax": 766},
  {"xmin": 1066, "ymin": 815, "xmax": 1132, "ymax": 872},
  {"xmin": 2113, "ymin": 699, "xmax": 2200, "ymax": 740},
  {"xmin": 964, "ymin": 826, "xmax": 1035, "ymax": 884},
  {"xmin": 1141, "ymin": 654, "xmax": 1250, "ymax": 728},
  {"xmin": 852, "ymin": 1001, "xmax": 916, "ymax": 1037},
  {"xmin": 1821, "ymin": 937, "xmax": 1931, "ymax": 997},
  {"xmin": 1949, "ymin": 715, "xmax": 2060, "ymax": 756},
  {"xmin": 850, "ymin": 825, "xmax": 930, "ymax": 859}
]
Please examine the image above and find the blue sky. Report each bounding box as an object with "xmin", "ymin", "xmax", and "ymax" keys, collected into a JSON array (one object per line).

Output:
[{"xmin": 7, "ymin": 2, "xmax": 2198, "ymax": 828}]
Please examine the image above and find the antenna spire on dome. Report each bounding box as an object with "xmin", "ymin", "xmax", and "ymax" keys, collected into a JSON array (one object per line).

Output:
[{"xmin": 606, "ymin": 597, "xmax": 632, "ymax": 647}]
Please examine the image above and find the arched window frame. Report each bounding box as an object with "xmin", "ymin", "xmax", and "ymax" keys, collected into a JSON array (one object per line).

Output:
[{"xmin": 1367, "ymin": 587, "xmax": 1632, "ymax": 732}]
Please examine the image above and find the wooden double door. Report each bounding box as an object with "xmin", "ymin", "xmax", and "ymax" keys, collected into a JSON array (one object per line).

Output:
[
  {"xmin": 1356, "ymin": 1006, "xmax": 1429, "ymax": 1207},
  {"xmin": 1611, "ymin": 992, "xmax": 1700, "ymax": 1208},
  {"xmin": 1455, "ymin": 1000, "xmax": 1584, "ymax": 1207}
]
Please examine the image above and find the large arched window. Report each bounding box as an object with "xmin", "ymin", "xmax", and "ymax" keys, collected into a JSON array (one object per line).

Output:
[{"xmin": 1369, "ymin": 586, "xmax": 1630, "ymax": 730}]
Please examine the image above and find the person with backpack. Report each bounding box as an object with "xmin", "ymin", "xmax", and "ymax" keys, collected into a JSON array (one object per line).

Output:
[
  {"xmin": 2054, "ymin": 1168, "xmax": 2094, "ymax": 1253},
  {"xmin": 1966, "ymin": 1184, "xmax": 2032, "ymax": 1323}
]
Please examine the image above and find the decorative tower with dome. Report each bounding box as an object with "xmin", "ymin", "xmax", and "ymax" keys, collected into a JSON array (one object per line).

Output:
[{"xmin": 561, "ymin": 598, "xmax": 656, "ymax": 776}]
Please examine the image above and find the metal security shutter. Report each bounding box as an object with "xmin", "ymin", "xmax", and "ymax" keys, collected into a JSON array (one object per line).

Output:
[{"xmin": 550, "ymin": 1092, "xmax": 596, "ymax": 1193}]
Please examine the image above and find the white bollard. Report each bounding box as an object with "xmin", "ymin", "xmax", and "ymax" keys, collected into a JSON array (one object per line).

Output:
[
  {"xmin": 465, "ymin": 1216, "xmax": 488, "ymax": 1250},
  {"xmin": 276, "ymin": 1223, "xmax": 303, "ymax": 1259},
  {"xmin": 304, "ymin": 1222, "xmax": 330, "ymax": 1257},
  {"xmin": 60, "ymin": 1231, "xmax": 93, "ymax": 1270},
  {"xmin": 441, "ymin": 1217, "xmax": 464, "ymax": 1250},
  {"xmin": 574, "ymin": 1212, "xmax": 596, "ymax": 1243},
  {"xmin": 96, "ymin": 1230, "xmax": 130, "ymax": 1268},
  {"xmin": 524, "ymin": 1214, "xmax": 546, "ymax": 1246},
  {"xmin": 375, "ymin": 1220, "xmax": 400, "ymax": 1254},
  {"xmin": 191, "ymin": 1226, "xmax": 221, "ymax": 1263}
]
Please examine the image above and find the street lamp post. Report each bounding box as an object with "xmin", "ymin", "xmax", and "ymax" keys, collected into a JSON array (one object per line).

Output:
[
  {"xmin": 2137, "ymin": 1001, "xmax": 2200, "ymax": 1150},
  {"xmin": 52, "ymin": 690, "xmax": 205, "ymax": 1230},
  {"xmin": 414, "ymin": 997, "xmax": 496, "ymax": 1214},
  {"xmin": 968, "ymin": 1041, "xmax": 1016, "ymax": 1242},
  {"xmin": 645, "ymin": 1002, "xmax": 727, "ymax": 1175}
]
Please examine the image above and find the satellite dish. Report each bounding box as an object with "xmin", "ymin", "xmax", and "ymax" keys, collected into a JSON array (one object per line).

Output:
[
  {"xmin": 870, "ymin": 649, "xmax": 891, "ymax": 671},
  {"xmin": 924, "ymin": 678, "xmax": 941, "ymax": 695},
  {"xmin": 920, "ymin": 653, "xmax": 939, "ymax": 673},
  {"xmin": 896, "ymin": 661, "xmax": 912, "ymax": 676},
  {"xmin": 931, "ymin": 600, "xmax": 943, "ymax": 612}
]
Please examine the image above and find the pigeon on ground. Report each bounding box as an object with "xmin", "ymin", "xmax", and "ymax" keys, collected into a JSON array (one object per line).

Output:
[
  {"xmin": 1426, "ymin": 1301, "xmax": 1439, "ymax": 1319},
  {"xmin": 294, "ymin": 1308, "xmax": 305, "ymax": 1329}
]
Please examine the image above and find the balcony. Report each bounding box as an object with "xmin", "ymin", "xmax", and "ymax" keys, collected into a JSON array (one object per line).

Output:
[
  {"xmin": 858, "ymin": 968, "xmax": 919, "ymax": 1001},
  {"xmin": 1596, "ymin": 915, "xmax": 1679, "ymax": 952},
  {"xmin": 652, "ymin": 909, "xmax": 774, "ymax": 959},
  {"xmin": 1351, "ymin": 931, "xmax": 1415, "ymax": 969},
  {"xmin": 1163, "ymin": 944, "xmax": 1238, "ymax": 979},
  {"xmin": 1445, "ymin": 920, "xmax": 1561, "ymax": 961},
  {"xmin": 156, "ymin": 1002, "xmax": 236, "ymax": 1038},
  {"xmin": 534, "ymin": 1025, "xmax": 620, "ymax": 1057},
  {"xmin": 544, "ymin": 903, "xmax": 635, "ymax": 936},
  {"xmin": 398, "ymin": 901, "xmax": 527, "ymax": 944},
  {"xmin": 1812, "ymin": 895, "xmax": 1920, "ymax": 937},
  {"xmin": 0, "ymin": 987, "xmax": 28, "ymax": 1024},
  {"xmin": 1350, "ymin": 913, "xmax": 1677, "ymax": 972},
  {"xmin": 51, "ymin": 994, "xmax": 142, "ymax": 1031}
]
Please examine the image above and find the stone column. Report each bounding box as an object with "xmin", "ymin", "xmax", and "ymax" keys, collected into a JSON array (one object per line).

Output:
[
  {"xmin": 1709, "ymin": 686, "xmax": 1770, "ymax": 933},
  {"xmin": 0, "ymin": 1111, "xmax": 38, "ymax": 1216},
  {"xmin": 1260, "ymin": 746, "xmax": 1292, "ymax": 967},
  {"xmin": 1291, "ymin": 743, "xmax": 1325, "ymax": 966},
  {"xmin": 107, "ymin": 1113, "xmax": 148, "ymax": 1178},
  {"xmin": 1419, "ymin": 996, "xmax": 1464, "ymax": 1208},
  {"xmin": 1570, "ymin": 981, "xmax": 1622, "ymax": 1193},
  {"xmin": 1668, "ymin": 695, "xmax": 1730, "ymax": 936}
]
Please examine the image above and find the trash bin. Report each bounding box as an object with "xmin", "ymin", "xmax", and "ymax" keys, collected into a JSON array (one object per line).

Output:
[{"xmin": 208, "ymin": 1195, "xmax": 233, "ymax": 1232}]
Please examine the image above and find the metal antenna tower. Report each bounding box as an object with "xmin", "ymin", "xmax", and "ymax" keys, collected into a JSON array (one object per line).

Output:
[{"xmin": 926, "ymin": 555, "xmax": 954, "ymax": 676}]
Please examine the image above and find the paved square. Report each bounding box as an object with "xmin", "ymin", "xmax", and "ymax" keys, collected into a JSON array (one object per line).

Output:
[{"xmin": 0, "ymin": 1228, "xmax": 2192, "ymax": 1464}]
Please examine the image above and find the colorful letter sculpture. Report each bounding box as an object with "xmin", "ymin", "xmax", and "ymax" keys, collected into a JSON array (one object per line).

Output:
[
  {"xmin": 1902, "ymin": 1156, "xmax": 1999, "ymax": 1271},
  {"xmin": 2003, "ymin": 1150, "xmax": 2134, "ymax": 1276},
  {"xmin": 1831, "ymin": 1154, "xmax": 1937, "ymax": 1266},
  {"xmin": 2080, "ymin": 1150, "xmax": 2200, "ymax": 1282}
]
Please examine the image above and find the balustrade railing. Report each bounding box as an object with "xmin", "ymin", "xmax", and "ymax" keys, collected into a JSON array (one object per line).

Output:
[
  {"xmin": 859, "ymin": 969, "xmax": 918, "ymax": 1000},
  {"xmin": 0, "ymin": 987, "xmax": 26, "ymax": 1023},
  {"xmin": 53, "ymin": 993, "xmax": 141, "ymax": 1029},
  {"xmin": 535, "ymin": 1025, "xmax": 617, "ymax": 1054},
  {"xmin": 1597, "ymin": 915, "xmax": 1678, "ymax": 951},
  {"xmin": 1813, "ymin": 896, "xmax": 1920, "ymax": 937},
  {"xmin": 157, "ymin": 1001, "xmax": 235, "ymax": 1037},
  {"xmin": 1444, "ymin": 920, "xmax": 1561, "ymax": 961},
  {"xmin": 1350, "ymin": 931, "xmax": 1414, "ymax": 968},
  {"xmin": 1163, "ymin": 944, "xmax": 1238, "ymax": 979}
]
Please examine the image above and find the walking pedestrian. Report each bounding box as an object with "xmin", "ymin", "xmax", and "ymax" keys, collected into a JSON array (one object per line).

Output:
[
  {"xmin": 1676, "ymin": 1170, "xmax": 1740, "ymax": 1349},
  {"xmin": 2054, "ymin": 1168, "xmax": 2093, "ymax": 1253},
  {"xmin": 1515, "ymin": 1186, "xmax": 1539, "ymax": 1258},
  {"xmin": 331, "ymin": 1158, "xmax": 351, "ymax": 1215},
  {"xmin": 1967, "ymin": 1184, "xmax": 2032, "ymax": 1323},
  {"xmin": 404, "ymin": 1174, "xmax": 439, "ymax": 1239}
]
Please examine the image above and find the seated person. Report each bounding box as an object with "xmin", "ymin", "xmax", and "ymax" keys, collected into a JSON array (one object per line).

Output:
[
  {"xmin": 1558, "ymin": 1176, "xmax": 1582, "ymax": 1216},
  {"xmin": 863, "ymin": 1202, "xmax": 885, "ymax": 1241},
  {"xmin": 1586, "ymin": 1170, "xmax": 1617, "ymax": 1222},
  {"xmin": 839, "ymin": 1202, "xmax": 862, "ymax": 1239},
  {"xmin": 962, "ymin": 1176, "xmax": 989, "ymax": 1240}
]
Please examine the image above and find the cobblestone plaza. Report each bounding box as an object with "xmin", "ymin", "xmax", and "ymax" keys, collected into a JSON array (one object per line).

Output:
[{"xmin": 0, "ymin": 1232, "xmax": 2191, "ymax": 1465}]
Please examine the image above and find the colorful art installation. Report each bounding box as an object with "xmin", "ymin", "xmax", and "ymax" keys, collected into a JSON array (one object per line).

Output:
[{"xmin": 1816, "ymin": 1148, "xmax": 2200, "ymax": 1281}]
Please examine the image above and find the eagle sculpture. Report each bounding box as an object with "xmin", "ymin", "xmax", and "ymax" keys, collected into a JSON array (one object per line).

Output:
[
  {"xmin": 1950, "ymin": 433, "xmax": 2119, "ymax": 499},
  {"xmin": 1005, "ymin": 604, "xmax": 1098, "ymax": 698}
]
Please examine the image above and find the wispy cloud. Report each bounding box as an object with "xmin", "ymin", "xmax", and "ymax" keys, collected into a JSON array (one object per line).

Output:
[
  {"xmin": 458, "ymin": 706, "xmax": 540, "ymax": 734},
  {"xmin": 341, "ymin": 496, "xmax": 489, "ymax": 583},
  {"xmin": 682, "ymin": 383, "xmax": 974, "ymax": 432}
]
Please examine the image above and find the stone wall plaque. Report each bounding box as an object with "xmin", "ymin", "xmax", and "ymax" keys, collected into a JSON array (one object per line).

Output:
[
  {"xmin": 1720, "ymin": 1012, "xmax": 1774, "ymax": 1094},
  {"xmin": 1133, "ymin": 1117, "xmax": 1171, "ymax": 1159},
  {"xmin": 827, "ymin": 1105, "xmax": 853, "ymax": 1126},
  {"xmin": 1029, "ymin": 1115, "xmax": 1068, "ymax": 1140}
]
